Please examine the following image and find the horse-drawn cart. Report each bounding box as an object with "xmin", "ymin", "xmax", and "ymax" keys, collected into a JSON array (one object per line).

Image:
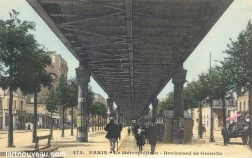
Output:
[{"xmin": 226, "ymin": 114, "xmax": 249, "ymax": 145}]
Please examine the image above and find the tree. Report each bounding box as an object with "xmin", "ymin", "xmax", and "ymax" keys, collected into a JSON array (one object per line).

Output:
[
  {"xmin": 223, "ymin": 20, "xmax": 252, "ymax": 149},
  {"xmin": 157, "ymin": 92, "xmax": 174, "ymax": 118},
  {"xmin": 19, "ymin": 49, "xmax": 53, "ymax": 143},
  {"xmin": 66, "ymin": 78, "xmax": 78, "ymax": 136},
  {"xmin": 93, "ymin": 101, "xmax": 107, "ymax": 129},
  {"xmin": 45, "ymin": 88, "xmax": 58, "ymax": 139},
  {"xmin": 214, "ymin": 62, "xmax": 235, "ymax": 145},
  {"xmin": 86, "ymin": 87, "xmax": 95, "ymax": 130},
  {"xmin": 197, "ymin": 64, "xmax": 236, "ymax": 143},
  {"xmin": 95, "ymin": 101, "xmax": 107, "ymax": 116},
  {"xmin": 184, "ymin": 81, "xmax": 200, "ymax": 111},
  {"xmin": 56, "ymin": 75, "xmax": 69, "ymax": 137},
  {"xmin": 87, "ymin": 86, "xmax": 94, "ymax": 111},
  {"xmin": 187, "ymin": 79, "xmax": 207, "ymax": 139},
  {"xmin": 0, "ymin": 10, "xmax": 50, "ymax": 147},
  {"xmin": 198, "ymin": 69, "xmax": 218, "ymax": 142}
]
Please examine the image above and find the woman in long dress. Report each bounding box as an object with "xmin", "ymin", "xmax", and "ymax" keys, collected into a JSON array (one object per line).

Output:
[{"xmin": 136, "ymin": 125, "xmax": 145, "ymax": 152}]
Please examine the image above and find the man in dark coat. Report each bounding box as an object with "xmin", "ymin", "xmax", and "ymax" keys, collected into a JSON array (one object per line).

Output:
[
  {"xmin": 148, "ymin": 120, "xmax": 159, "ymax": 154},
  {"xmin": 133, "ymin": 122, "xmax": 141, "ymax": 140},
  {"xmin": 118, "ymin": 123, "xmax": 123, "ymax": 140},
  {"xmin": 221, "ymin": 126, "xmax": 229, "ymax": 145},
  {"xmin": 136, "ymin": 125, "xmax": 145, "ymax": 152},
  {"xmin": 105, "ymin": 117, "xmax": 119, "ymax": 153},
  {"xmin": 127, "ymin": 126, "xmax": 131, "ymax": 136},
  {"xmin": 145, "ymin": 125, "xmax": 149, "ymax": 144}
]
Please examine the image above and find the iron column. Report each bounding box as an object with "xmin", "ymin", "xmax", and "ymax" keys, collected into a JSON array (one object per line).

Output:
[
  {"xmin": 152, "ymin": 98, "xmax": 158, "ymax": 122},
  {"xmin": 76, "ymin": 62, "xmax": 90, "ymax": 142}
]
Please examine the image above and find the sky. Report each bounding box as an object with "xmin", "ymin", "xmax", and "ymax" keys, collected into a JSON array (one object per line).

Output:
[{"xmin": 0, "ymin": 0, "xmax": 252, "ymax": 101}]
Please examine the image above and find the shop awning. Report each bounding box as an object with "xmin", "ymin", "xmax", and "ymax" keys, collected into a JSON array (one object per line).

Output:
[{"xmin": 226, "ymin": 114, "xmax": 242, "ymax": 122}]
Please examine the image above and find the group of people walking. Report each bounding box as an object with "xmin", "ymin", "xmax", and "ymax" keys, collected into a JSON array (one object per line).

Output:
[
  {"xmin": 105, "ymin": 117, "xmax": 158, "ymax": 154},
  {"xmin": 132, "ymin": 120, "xmax": 159, "ymax": 154}
]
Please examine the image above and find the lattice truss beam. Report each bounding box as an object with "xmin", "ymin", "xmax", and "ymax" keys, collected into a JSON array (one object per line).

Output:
[{"xmin": 27, "ymin": 0, "xmax": 233, "ymax": 120}]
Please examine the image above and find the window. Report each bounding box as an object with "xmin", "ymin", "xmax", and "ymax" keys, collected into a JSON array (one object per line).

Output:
[
  {"xmin": 239, "ymin": 102, "xmax": 242, "ymax": 111},
  {"xmin": 20, "ymin": 101, "xmax": 23, "ymax": 110}
]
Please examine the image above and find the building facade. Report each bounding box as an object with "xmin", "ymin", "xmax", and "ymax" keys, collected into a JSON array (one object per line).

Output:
[
  {"xmin": 237, "ymin": 92, "xmax": 249, "ymax": 114},
  {"xmin": 0, "ymin": 52, "xmax": 74, "ymax": 130},
  {"xmin": 237, "ymin": 92, "xmax": 250, "ymax": 122},
  {"xmin": 38, "ymin": 51, "xmax": 68, "ymax": 99},
  {"xmin": 190, "ymin": 98, "xmax": 237, "ymax": 132},
  {"xmin": 93, "ymin": 93, "xmax": 106, "ymax": 104},
  {"xmin": 0, "ymin": 89, "xmax": 27, "ymax": 130},
  {"xmin": 26, "ymin": 51, "xmax": 71, "ymax": 128}
]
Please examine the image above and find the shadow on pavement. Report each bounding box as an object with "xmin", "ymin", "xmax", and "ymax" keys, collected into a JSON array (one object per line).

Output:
[{"xmin": 229, "ymin": 142, "xmax": 244, "ymax": 145}]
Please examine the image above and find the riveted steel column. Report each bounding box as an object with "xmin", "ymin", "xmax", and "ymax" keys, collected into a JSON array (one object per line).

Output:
[
  {"xmin": 119, "ymin": 112, "xmax": 123, "ymax": 125},
  {"xmin": 172, "ymin": 65, "xmax": 187, "ymax": 118},
  {"xmin": 116, "ymin": 108, "xmax": 120, "ymax": 123},
  {"xmin": 107, "ymin": 98, "xmax": 113, "ymax": 120},
  {"xmin": 172, "ymin": 65, "xmax": 187, "ymax": 144},
  {"xmin": 76, "ymin": 62, "xmax": 90, "ymax": 142},
  {"xmin": 145, "ymin": 108, "xmax": 150, "ymax": 125},
  {"xmin": 152, "ymin": 98, "xmax": 158, "ymax": 122}
]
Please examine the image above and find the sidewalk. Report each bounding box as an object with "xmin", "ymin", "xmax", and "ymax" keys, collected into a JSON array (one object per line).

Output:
[
  {"xmin": 0, "ymin": 128, "xmax": 50, "ymax": 134},
  {"xmin": 0, "ymin": 127, "xmax": 128, "ymax": 158},
  {"xmin": 0, "ymin": 127, "xmax": 251, "ymax": 158}
]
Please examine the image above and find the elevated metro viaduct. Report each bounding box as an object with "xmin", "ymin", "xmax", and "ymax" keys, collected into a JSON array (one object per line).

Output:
[{"xmin": 27, "ymin": 0, "xmax": 234, "ymax": 142}]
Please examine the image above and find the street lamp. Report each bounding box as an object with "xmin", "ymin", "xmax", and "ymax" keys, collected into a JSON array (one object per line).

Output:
[{"xmin": 206, "ymin": 97, "xmax": 215, "ymax": 142}]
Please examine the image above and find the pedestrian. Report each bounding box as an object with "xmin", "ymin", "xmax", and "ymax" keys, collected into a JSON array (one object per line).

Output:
[
  {"xmin": 131, "ymin": 125, "xmax": 134, "ymax": 135},
  {"xmin": 136, "ymin": 125, "xmax": 145, "ymax": 152},
  {"xmin": 127, "ymin": 126, "xmax": 131, "ymax": 136},
  {"xmin": 30, "ymin": 122, "xmax": 33, "ymax": 131},
  {"xmin": 221, "ymin": 126, "xmax": 229, "ymax": 145},
  {"xmin": 133, "ymin": 123, "xmax": 140, "ymax": 140},
  {"xmin": 148, "ymin": 119, "xmax": 159, "ymax": 154},
  {"xmin": 105, "ymin": 117, "xmax": 119, "ymax": 154},
  {"xmin": 176, "ymin": 127, "xmax": 184, "ymax": 144},
  {"xmin": 27, "ymin": 122, "xmax": 31, "ymax": 130},
  {"xmin": 145, "ymin": 125, "xmax": 149, "ymax": 144},
  {"xmin": 118, "ymin": 122, "xmax": 123, "ymax": 140}
]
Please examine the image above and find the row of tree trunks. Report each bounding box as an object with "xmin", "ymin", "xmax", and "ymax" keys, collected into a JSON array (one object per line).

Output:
[{"xmin": 90, "ymin": 115, "xmax": 106, "ymax": 132}]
